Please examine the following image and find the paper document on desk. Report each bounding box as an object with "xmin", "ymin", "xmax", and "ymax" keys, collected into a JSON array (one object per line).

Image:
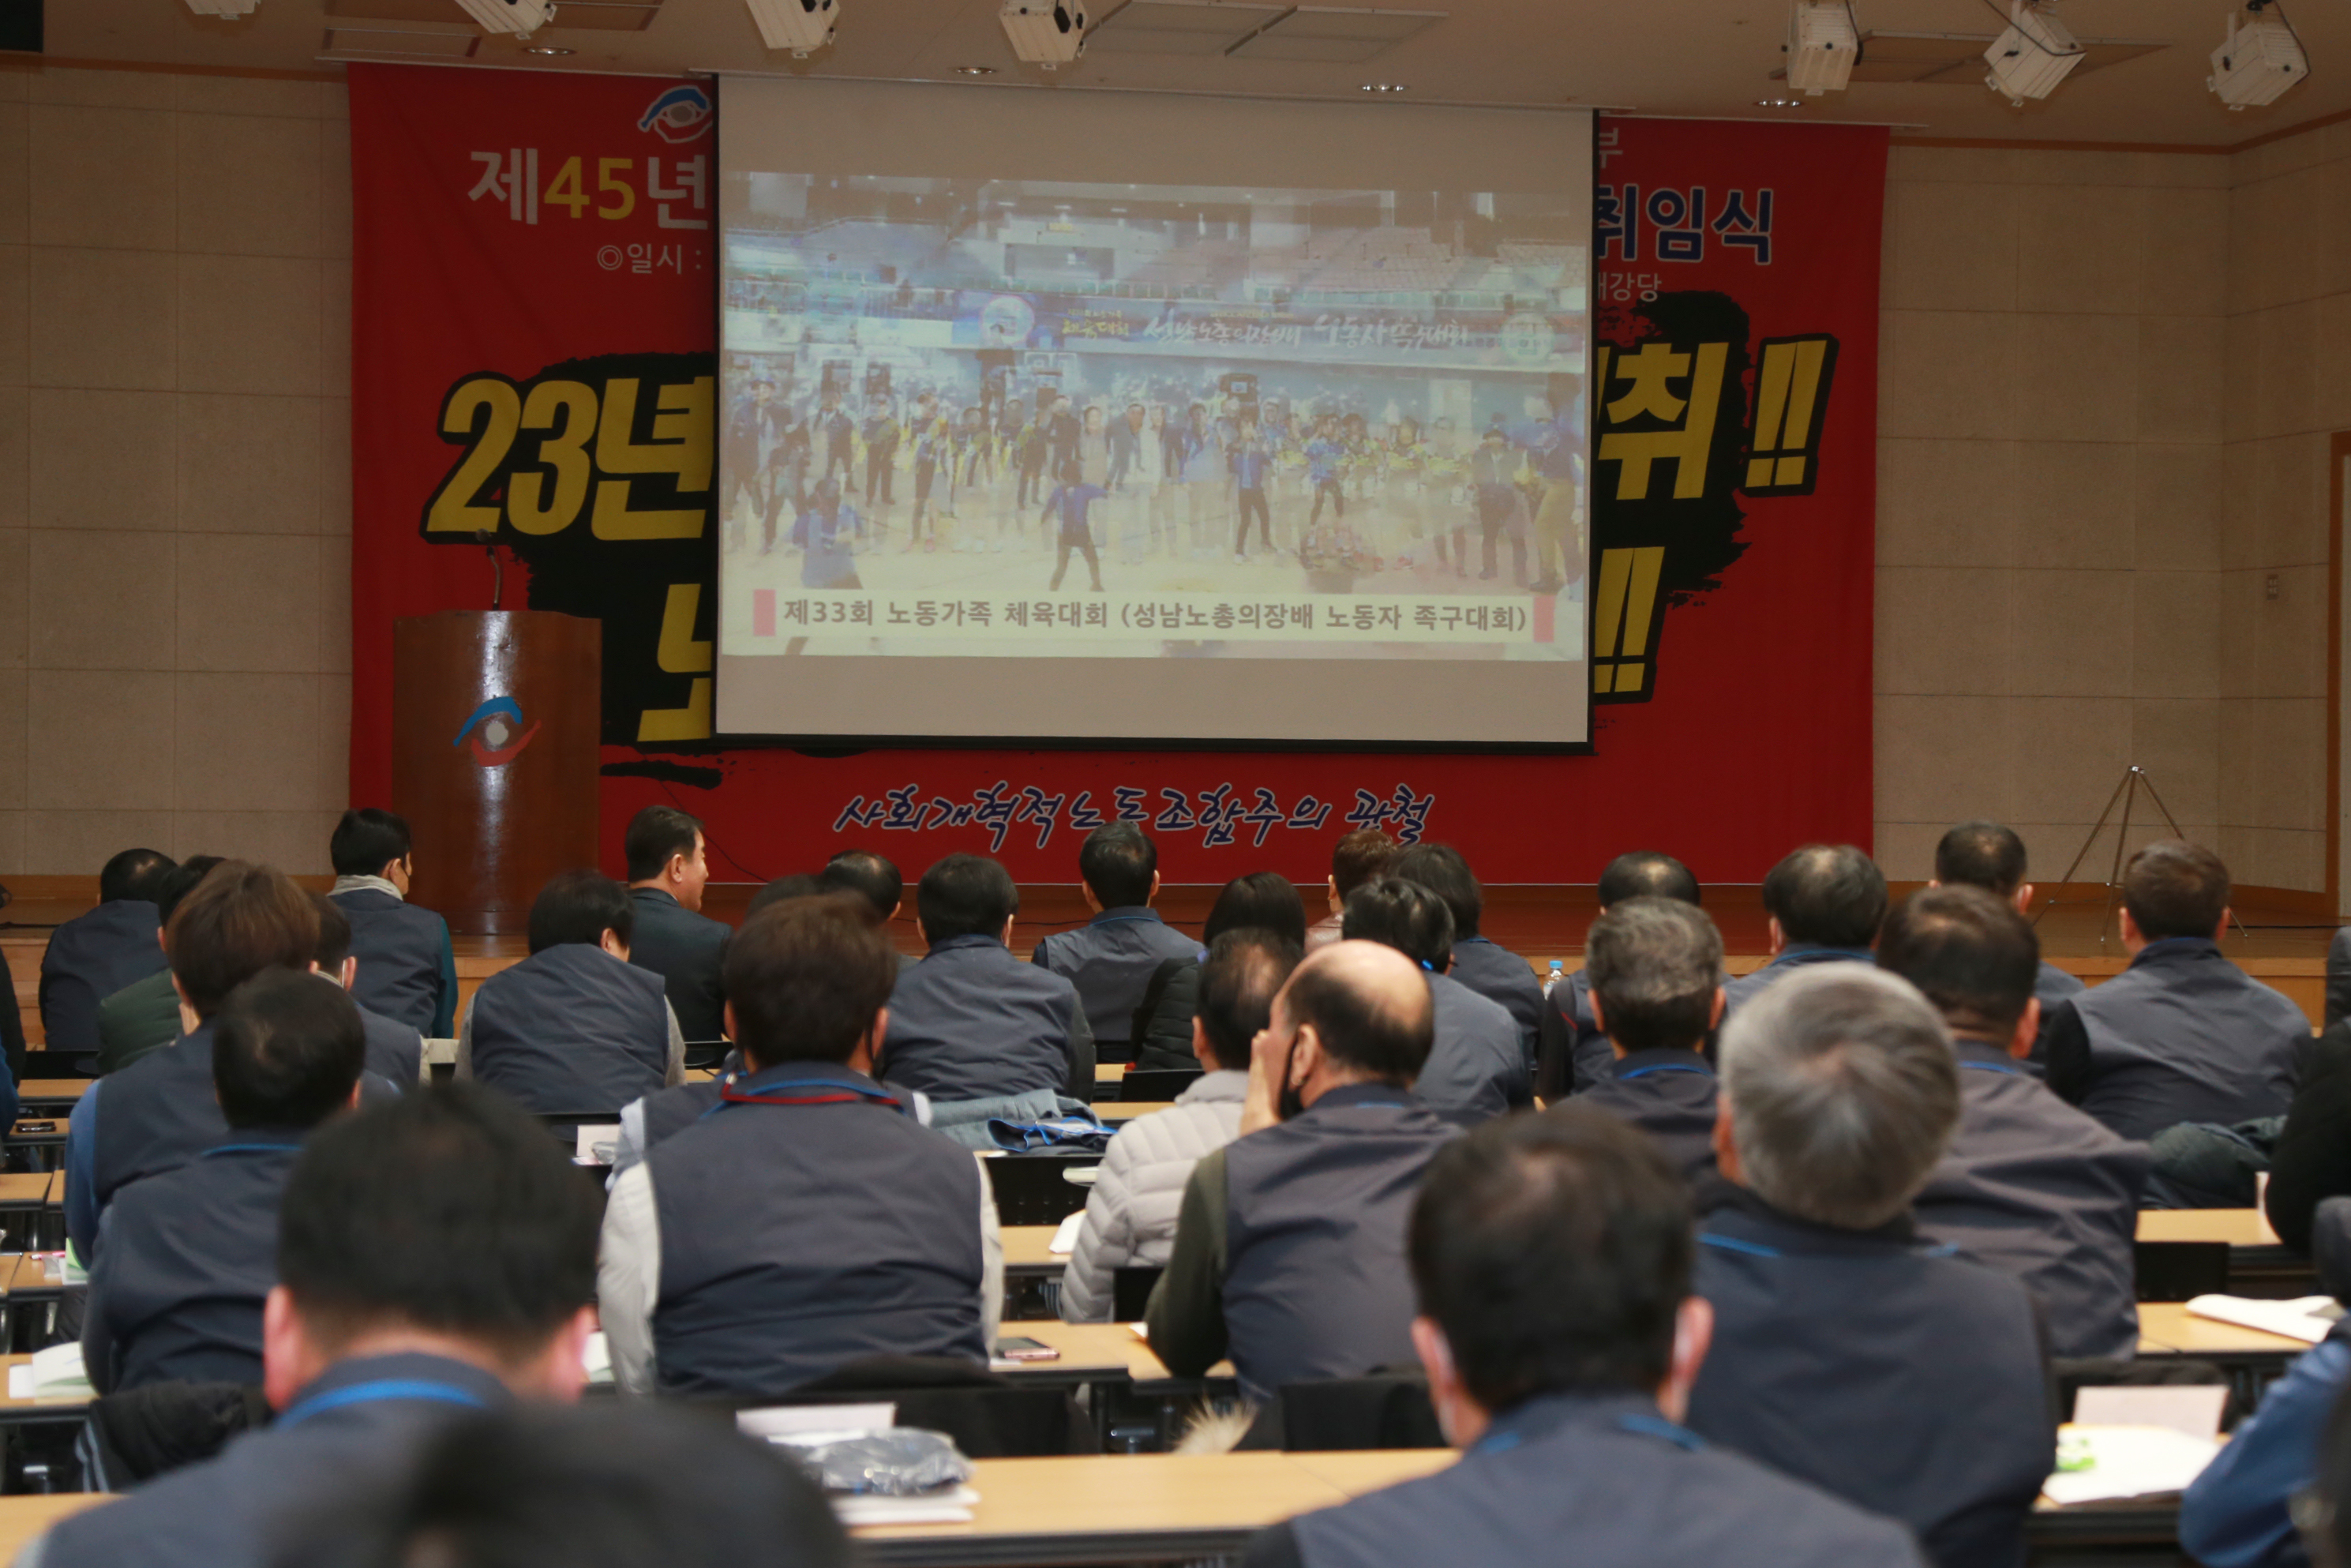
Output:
[
  {"xmin": 2043, "ymin": 1424, "xmax": 2220, "ymax": 1506},
  {"xmin": 829, "ymin": 1487, "xmax": 981, "ymax": 1525},
  {"xmin": 9, "ymin": 1342, "xmax": 95, "ymax": 1400},
  {"xmin": 2186, "ymin": 1294, "xmax": 2344, "ymax": 1345},
  {"xmin": 1050, "ymin": 1211, "xmax": 1083, "ymax": 1255},
  {"xmin": 582, "ymin": 1331, "xmax": 612, "ymax": 1386}
]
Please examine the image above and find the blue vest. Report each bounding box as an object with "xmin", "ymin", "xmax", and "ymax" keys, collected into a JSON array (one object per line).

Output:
[
  {"xmin": 1221, "ymin": 1083, "xmax": 1457, "ymax": 1402},
  {"xmin": 360, "ymin": 1005, "xmax": 422, "ymax": 1090},
  {"xmin": 883, "ymin": 936, "xmax": 1080, "ymax": 1101},
  {"xmin": 330, "ymin": 887, "xmax": 448, "ymax": 1037},
  {"xmin": 39, "ymin": 901, "xmax": 167, "ymax": 1055},
  {"xmin": 1447, "ymin": 937, "xmax": 1543, "ymax": 1071},
  {"xmin": 468, "ymin": 944, "xmax": 670, "ymax": 1116},
  {"xmin": 87, "ymin": 1136, "xmax": 298, "ymax": 1391},
  {"xmin": 648, "ymin": 1063, "xmax": 985, "ymax": 1396},
  {"xmin": 1033, "ymin": 906, "xmax": 1199, "ymax": 1048},
  {"xmin": 1576, "ymin": 1049, "xmax": 1720, "ymax": 1189},
  {"xmin": 1288, "ymin": 1391, "xmax": 1921, "ymax": 1568},
  {"xmin": 1417, "ymin": 973, "xmax": 1530, "ymax": 1124},
  {"xmin": 2069, "ymin": 939, "xmax": 2307, "ymax": 1142},
  {"xmin": 1688, "ymin": 1195, "xmax": 2052, "ymax": 1568}
]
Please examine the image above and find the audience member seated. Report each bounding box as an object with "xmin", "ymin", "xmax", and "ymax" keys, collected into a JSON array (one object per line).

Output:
[
  {"xmin": 39, "ymin": 846, "xmax": 174, "ymax": 1057},
  {"xmin": 1308, "ymin": 830, "xmax": 1398, "ymax": 954},
  {"xmin": 2178, "ymin": 1196, "xmax": 2351, "ymax": 1568},
  {"xmin": 294, "ymin": 1403, "xmax": 854, "ymax": 1568},
  {"xmin": 1342, "ymin": 879, "xmax": 1528, "ymax": 1123},
  {"xmin": 1129, "ymin": 872, "xmax": 1307, "ymax": 1072},
  {"xmin": 1541, "ymin": 850, "xmax": 1704, "ymax": 1100},
  {"xmin": 457, "ymin": 870, "xmax": 684, "ymax": 1116},
  {"xmin": 1687, "ymin": 966, "xmax": 2052, "ymax": 1568},
  {"xmin": 744, "ymin": 873, "xmax": 821, "ymax": 916},
  {"xmin": 621, "ymin": 805, "xmax": 731, "ymax": 1045},
  {"xmin": 1722, "ymin": 844, "xmax": 1883, "ymax": 1011},
  {"xmin": 1391, "ymin": 842, "xmax": 1541, "ymax": 1074},
  {"xmin": 881, "ymin": 853, "xmax": 1093, "ymax": 1105},
  {"xmin": 328, "ymin": 808, "xmax": 457, "ymax": 1037},
  {"xmin": 1930, "ymin": 820, "xmax": 2086, "ymax": 1013},
  {"xmin": 2042, "ymin": 841, "xmax": 2305, "ymax": 1144},
  {"xmin": 819, "ymin": 849, "xmax": 914, "ymax": 973},
  {"xmin": 1061, "ymin": 930, "xmax": 1299, "ymax": 1322},
  {"xmin": 1242, "ymin": 1111, "xmax": 1920, "ymax": 1568},
  {"xmin": 83, "ymin": 969, "xmax": 366, "ymax": 1394},
  {"xmin": 1879, "ymin": 887, "xmax": 2149, "ymax": 1360},
  {"xmin": 97, "ymin": 855, "xmax": 223, "ymax": 1075},
  {"xmin": 27, "ymin": 1083, "xmax": 602, "ymax": 1568},
  {"xmin": 311, "ymin": 894, "xmax": 423, "ymax": 1090},
  {"xmin": 1148, "ymin": 942, "xmax": 1453, "ymax": 1402},
  {"xmin": 2264, "ymin": 1019, "xmax": 2351, "ymax": 1253},
  {"xmin": 600, "ymin": 898, "xmax": 1000, "ymax": 1397},
  {"xmin": 1565, "ymin": 897, "xmax": 1724, "ymax": 1189},
  {"xmin": 73, "ymin": 861, "xmax": 392, "ymax": 1265},
  {"xmin": 1032, "ymin": 823, "xmax": 1199, "ymax": 1058}
]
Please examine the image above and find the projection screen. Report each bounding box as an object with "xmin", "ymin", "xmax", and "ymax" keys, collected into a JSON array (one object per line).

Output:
[{"xmin": 716, "ymin": 79, "xmax": 1592, "ymax": 747}]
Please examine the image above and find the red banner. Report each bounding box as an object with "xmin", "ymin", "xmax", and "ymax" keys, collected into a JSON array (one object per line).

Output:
[{"xmin": 351, "ymin": 67, "xmax": 1882, "ymax": 886}]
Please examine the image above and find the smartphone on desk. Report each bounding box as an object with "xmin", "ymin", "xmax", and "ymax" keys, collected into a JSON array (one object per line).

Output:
[
  {"xmin": 995, "ymin": 1336, "xmax": 1061, "ymax": 1363},
  {"xmin": 13, "ymin": 1123, "xmax": 54, "ymax": 1135}
]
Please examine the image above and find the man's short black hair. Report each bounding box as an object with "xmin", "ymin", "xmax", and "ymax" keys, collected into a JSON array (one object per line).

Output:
[
  {"xmin": 1280, "ymin": 950, "xmax": 1434, "ymax": 1084},
  {"xmin": 1597, "ymin": 850, "xmax": 1700, "ymax": 909},
  {"xmin": 1077, "ymin": 822, "xmax": 1156, "ymax": 909},
  {"xmin": 1760, "ymin": 844, "xmax": 1887, "ymax": 950},
  {"xmin": 1196, "ymin": 929, "xmax": 1300, "ymax": 1071},
  {"xmin": 1877, "ymin": 885, "xmax": 2040, "ymax": 1041},
  {"xmin": 294, "ymin": 1403, "xmax": 854, "ymax": 1568},
  {"xmin": 528, "ymin": 870, "xmax": 635, "ymax": 955},
  {"xmin": 1389, "ymin": 843, "xmax": 1483, "ymax": 940},
  {"xmin": 624, "ymin": 806, "xmax": 703, "ymax": 885},
  {"xmin": 726, "ymin": 896, "xmax": 898, "ymax": 1071},
  {"xmin": 213, "ymin": 970, "xmax": 366, "ymax": 1131},
  {"xmin": 1340, "ymin": 876, "xmax": 1456, "ymax": 970},
  {"xmin": 1412, "ymin": 1108, "xmax": 1693, "ymax": 1414},
  {"xmin": 311, "ymin": 892, "xmax": 353, "ymax": 970},
  {"xmin": 1934, "ymin": 821, "xmax": 2030, "ymax": 898},
  {"xmin": 818, "ymin": 850, "xmax": 904, "ymax": 921},
  {"xmin": 99, "ymin": 848, "xmax": 174, "ymax": 905},
  {"xmin": 1203, "ymin": 871, "xmax": 1307, "ymax": 950},
  {"xmin": 330, "ymin": 809, "xmax": 412, "ymax": 879},
  {"xmin": 1584, "ymin": 897, "xmax": 1723, "ymax": 1056},
  {"xmin": 917, "ymin": 854, "xmax": 1020, "ymax": 946},
  {"xmin": 744, "ymin": 874, "xmax": 822, "ymax": 920},
  {"xmin": 278, "ymin": 1082, "xmax": 601, "ymax": 1361},
  {"xmin": 156, "ymin": 855, "xmax": 225, "ymax": 928},
  {"xmin": 2123, "ymin": 840, "xmax": 2232, "ymax": 942}
]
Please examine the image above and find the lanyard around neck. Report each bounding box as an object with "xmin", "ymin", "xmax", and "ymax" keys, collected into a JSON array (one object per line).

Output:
[{"xmin": 278, "ymin": 1378, "xmax": 488, "ymax": 1429}]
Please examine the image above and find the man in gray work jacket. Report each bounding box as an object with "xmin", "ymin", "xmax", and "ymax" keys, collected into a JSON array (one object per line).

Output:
[
  {"xmin": 38, "ymin": 846, "xmax": 172, "ymax": 1058},
  {"xmin": 1391, "ymin": 842, "xmax": 1542, "ymax": 1075},
  {"xmin": 1341, "ymin": 878, "xmax": 1528, "ymax": 1124},
  {"xmin": 1721, "ymin": 843, "xmax": 1884, "ymax": 1011},
  {"xmin": 1031, "ymin": 823, "xmax": 1198, "ymax": 1060},
  {"xmin": 599, "ymin": 897, "xmax": 1001, "ymax": 1397},
  {"xmin": 1148, "ymin": 940, "xmax": 1457, "ymax": 1403},
  {"xmin": 1929, "ymin": 820, "xmax": 2087, "ymax": 1016}
]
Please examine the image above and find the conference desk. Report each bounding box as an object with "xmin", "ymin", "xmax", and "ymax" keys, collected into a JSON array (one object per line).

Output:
[
  {"xmin": 14, "ymin": 1084, "xmax": 86, "ymax": 1114},
  {"xmin": 0, "ymin": 1495, "xmax": 105, "ymax": 1559},
  {"xmin": 2137, "ymin": 1209, "xmax": 2315, "ymax": 1297}
]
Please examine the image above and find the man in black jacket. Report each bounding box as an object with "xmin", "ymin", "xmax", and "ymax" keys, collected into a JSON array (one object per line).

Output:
[
  {"xmin": 39, "ymin": 847, "xmax": 173, "ymax": 1057},
  {"xmin": 623, "ymin": 805, "xmax": 731, "ymax": 1045}
]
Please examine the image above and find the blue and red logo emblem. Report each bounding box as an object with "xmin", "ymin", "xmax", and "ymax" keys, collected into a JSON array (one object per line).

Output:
[
  {"xmin": 638, "ymin": 85, "xmax": 713, "ymax": 144},
  {"xmin": 452, "ymin": 696, "xmax": 541, "ymax": 767}
]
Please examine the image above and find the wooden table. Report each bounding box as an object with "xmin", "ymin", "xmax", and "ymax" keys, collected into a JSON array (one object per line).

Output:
[
  {"xmin": 0, "ymin": 1495, "xmax": 109, "ymax": 1559},
  {"xmin": 1003, "ymin": 1225, "xmax": 1065, "ymax": 1276},
  {"xmin": 0, "ymin": 1352, "xmax": 93, "ymax": 1425},
  {"xmin": 992, "ymin": 1319, "xmax": 1232, "ymax": 1391},
  {"xmin": 14, "ymin": 1082, "xmax": 87, "ymax": 1112},
  {"xmin": 2138, "ymin": 1300, "xmax": 2312, "ymax": 1407},
  {"xmin": 2138, "ymin": 1210, "xmax": 2282, "ymax": 1247},
  {"xmin": 1096, "ymin": 1103, "xmax": 1171, "ymax": 1123}
]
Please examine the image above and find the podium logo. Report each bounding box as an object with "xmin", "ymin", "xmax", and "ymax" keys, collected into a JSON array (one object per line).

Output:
[
  {"xmin": 636, "ymin": 85, "xmax": 712, "ymax": 144},
  {"xmin": 452, "ymin": 696, "xmax": 542, "ymax": 767}
]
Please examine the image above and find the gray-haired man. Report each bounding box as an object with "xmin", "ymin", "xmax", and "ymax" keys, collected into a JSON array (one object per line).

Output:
[{"xmin": 1685, "ymin": 966, "xmax": 2052, "ymax": 1568}]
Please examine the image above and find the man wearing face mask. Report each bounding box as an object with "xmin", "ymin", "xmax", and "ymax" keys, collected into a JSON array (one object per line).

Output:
[{"xmin": 1145, "ymin": 942, "xmax": 1457, "ymax": 1404}]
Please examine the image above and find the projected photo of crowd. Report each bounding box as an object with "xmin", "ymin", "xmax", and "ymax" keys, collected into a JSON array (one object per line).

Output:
[{"xmin": 717, "ymin": 173, "xmax": 1588, "ymax": 658}]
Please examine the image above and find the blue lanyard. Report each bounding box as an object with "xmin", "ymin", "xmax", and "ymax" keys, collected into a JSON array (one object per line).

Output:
[
  {"xmin": 201, "ymin": 1142, "xmax": 302, "ymax": 1159},
  {"xmin": 1959, "ymin": 1060, "xmax": 2027, "ymax": 1077},
  {"xmin": 1617, "ymin": 1064, "xmax": 1712, "ymax": 1082},
  {"xmin": 279, "ymin": 1379, "xmax": 488, "ymax": 1429}
]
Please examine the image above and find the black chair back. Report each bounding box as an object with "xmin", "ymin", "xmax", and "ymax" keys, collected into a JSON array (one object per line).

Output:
[
  {"xmin": 1274, "ymin": 1372, "xmax": 1444, "ymax": 1451},
  {"xmin": 981, "ymin": 1153, "xmax": 1101, "ymax": 1225},
  {"xmin": 1121, "ymin": 1067, "xmax": 1204, "ymax": 1102},
  {"xmin": 1112, "ymin": 1266, "xmax": 1164, "ymax": 1322},
  {"xmin": 2134, "ymin": 1240, "xmax": 2231, "ymax": 1302},
  {"xmin": 738, "ymin": 1356, "xmax": 1091, "ymax": 1457},
  {"xmin": 681, "ymin": 1039, "xmax": 731, "ymax": 1073}
]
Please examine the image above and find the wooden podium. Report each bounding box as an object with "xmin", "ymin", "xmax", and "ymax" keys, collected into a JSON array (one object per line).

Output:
[{"xmin": 392, "ymin": 610, "xmax": 601, "ymax": 936}]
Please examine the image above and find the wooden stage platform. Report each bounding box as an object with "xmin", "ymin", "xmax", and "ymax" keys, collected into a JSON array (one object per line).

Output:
[{"xmin": 4, "ymin": 879, "xmax": 2340, "ymax": 1050}]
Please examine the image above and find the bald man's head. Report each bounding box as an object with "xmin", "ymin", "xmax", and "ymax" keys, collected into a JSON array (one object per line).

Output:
[{"xmin": 1274, "ymin": 940, "xmax": 1435, "ymax": 1086}]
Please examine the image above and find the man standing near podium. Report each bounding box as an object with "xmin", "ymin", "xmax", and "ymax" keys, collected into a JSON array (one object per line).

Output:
[{"xmin": 623, "ymin": 806, "xmax": 730, "ymax": 1047}]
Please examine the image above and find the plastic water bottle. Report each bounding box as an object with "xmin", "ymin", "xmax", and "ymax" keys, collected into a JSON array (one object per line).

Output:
[{"xmin": 1543, "ymin": 958, "xmax": 1564, "ymax": 998}]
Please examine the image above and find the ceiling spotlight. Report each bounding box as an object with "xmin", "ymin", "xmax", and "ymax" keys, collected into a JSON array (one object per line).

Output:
[
  {"xmin": 524, "ymin": 44, "xmax": 574, "ymax": 53},
  {"xmin": 184, "ymin": 0, "xmax": 259, "ymax": 14},
  {"xmin": 1983, "ymin": 1, "xmax": 2084, "ymax": 105},
  {"xmin": 1786, "ymin": 0, "xmax": 1858, "ymax": 95},
  {"xmin": 1362, "ymin": 82, "xmax": 1408, "ymax": 92},
  {"xmin": 2210, "ymin": 2, "xmax": 2308, "ymax": 110},
  {"xmin": 1000, "ymin": 0, "xmax": 1089, "ymax": 69},
  {"xmin": 954, "ymin": 64, "xmax": 997, "ymax": 74},
  {"xmin": 745, "ymin": 0, "xmax": 838, "ymax": 57},
  {"xmin": 453, "ymin": 0, "xmax": 554, "ymax": 35}
]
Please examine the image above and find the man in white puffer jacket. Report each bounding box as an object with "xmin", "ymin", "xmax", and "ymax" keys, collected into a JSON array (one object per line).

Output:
[{"xmin": 1059, "ymin": 929, "xmax": 1300, "ymax": 1322}]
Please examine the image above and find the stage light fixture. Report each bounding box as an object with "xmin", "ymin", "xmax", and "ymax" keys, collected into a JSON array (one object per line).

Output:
[
  {"xmin": 1982, "ymin": 1, "xmax": 2084, "ymax": 105},
  {"xmin": 184, "ymin": 0, "xmax": 260, "ymax": 16},
  {"xmin": 744, "ymin": 0, "xmax": 838, "ymax": 56},
  {"xmin": 954, "ymin": 64, "xmax": 998, "ymax": 74},
  {"xmin": 2210, "ymin": 2, "xmax": 2308, "ymax": 110},
  {"xmin": 1000, "ymin": 0, "xmax": 1089, "ymax": 69},
  {"xmin": 453, "ymin": 0, "xmax": 555, "ymax": 36},
  {"xmin": 1786, "ymin": 1, "xmax": 1858, "ymax": 96}
]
